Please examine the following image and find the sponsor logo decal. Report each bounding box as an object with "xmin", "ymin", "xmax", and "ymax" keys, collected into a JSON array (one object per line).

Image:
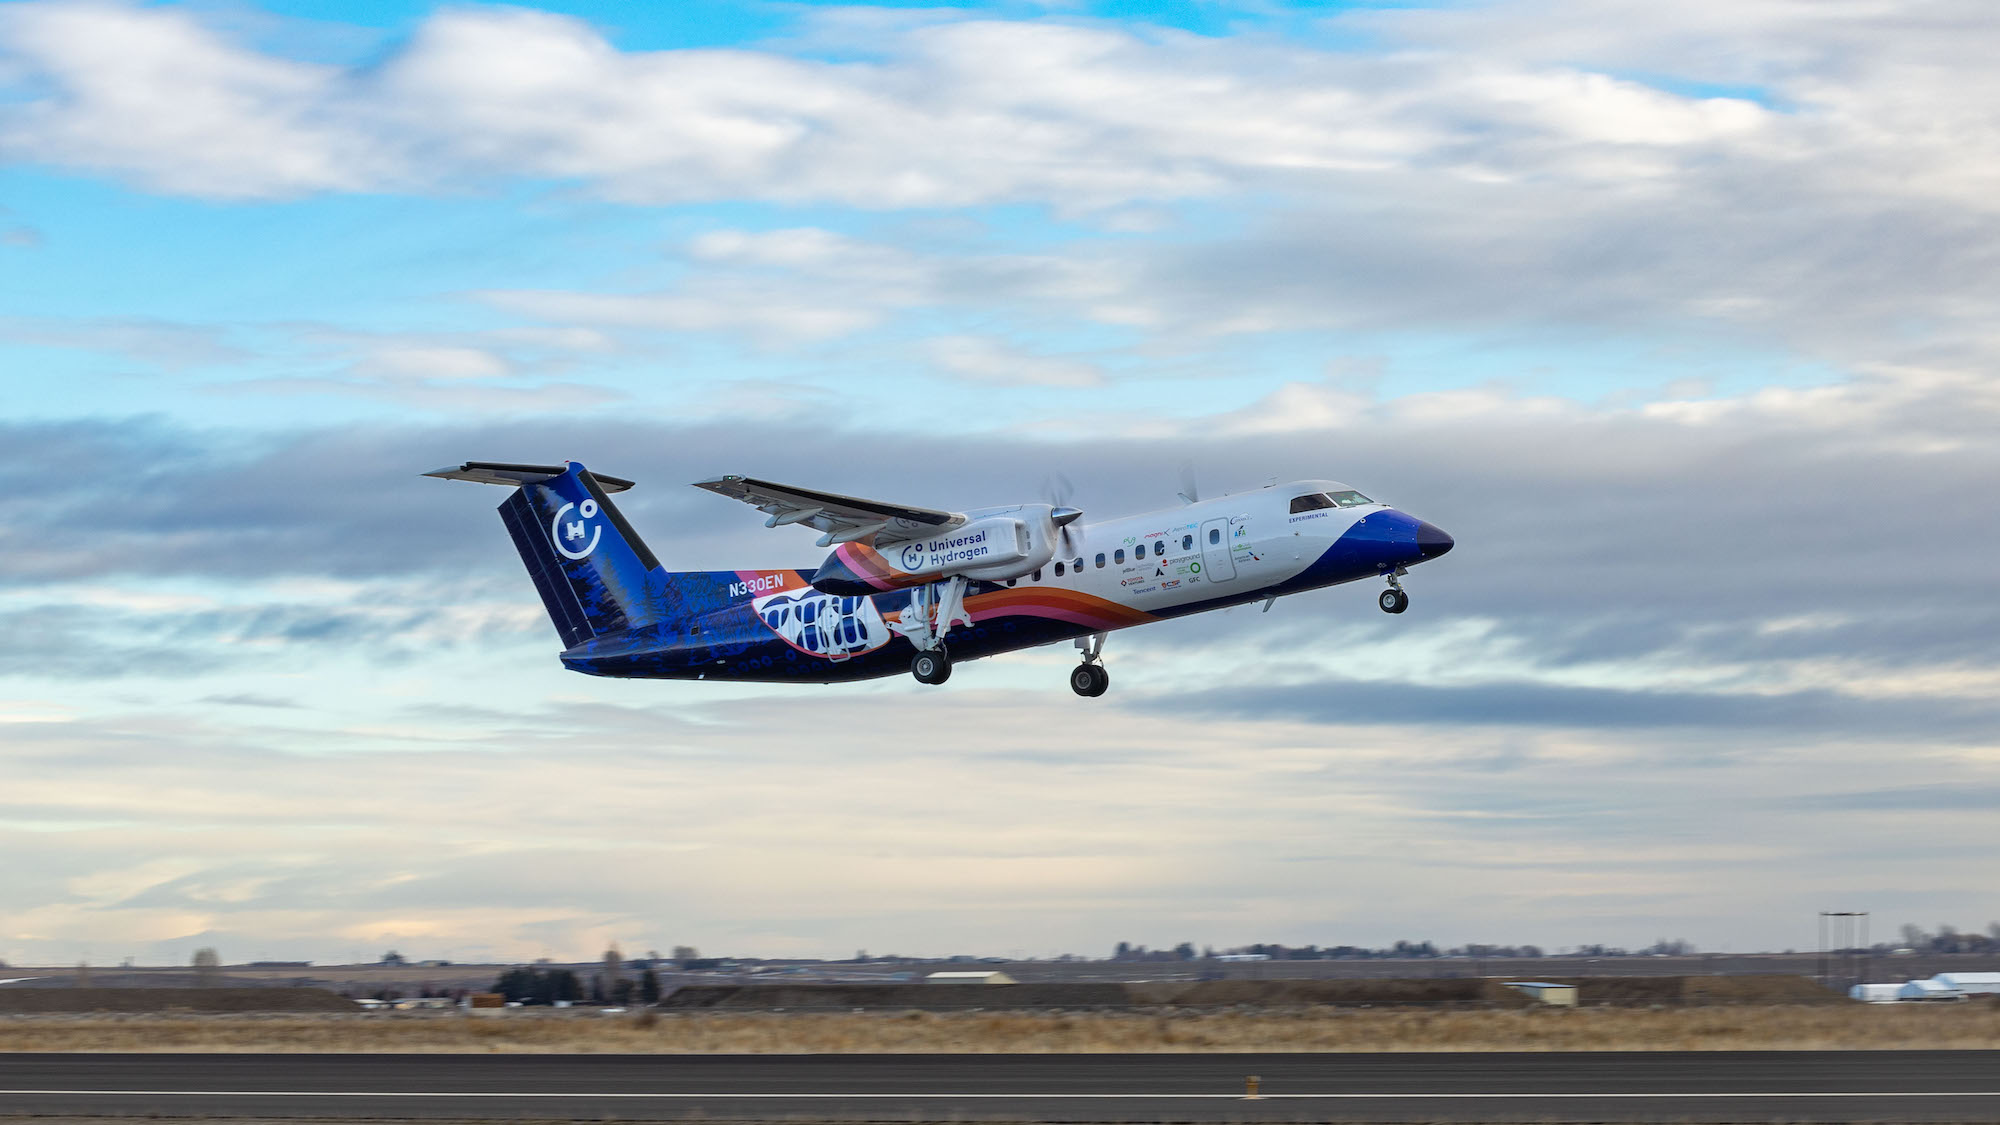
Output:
[
  {"xmin": 550, "ymin": 498, "xmax": 602, "ymax": 560},
  {"xmin": 729, "ymin": 573, "xmax": 788, "ymax": 598},
  {"xmin": 898, "ymin": 543, "xmax": 926, "ymax": 571}
]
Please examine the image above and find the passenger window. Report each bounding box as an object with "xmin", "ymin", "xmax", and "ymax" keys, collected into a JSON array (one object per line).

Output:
[
  {"xmin": 1033, "ymin": 568, "xmax": 1043, "ymax": 582},
  {"xmin": 1114, "ymin": 549, "xmax": 1125, "ymax": 564},
  {"xmin": 1182, "ymin": 534, "xmax": 1193, "ymax": 550},
  {"xmin": 1054, "ymin": 562, "xmax": 1065, "ymax": 577},
  {"xmin": 1153, "ymin": 541, "xmax": 1164, "ymax": 557},
  {"xmin": 1290, "ymin": 493, "xmax": 1337, "ymax": 514},
  {"xmin": 1208, "ymin": 528, "xmax": 1221, "ymax": 545},
  {"xmin": 1007, "ymin": 578, "xmax": 1016, "ymax": 587},
  {"xmin": 1095, "ymin": 553, "xmax": 1106, "ymax": 568},
  {"xmin": 1074, "ymin": 558, "xmax": 1084, "ymax": 571}
]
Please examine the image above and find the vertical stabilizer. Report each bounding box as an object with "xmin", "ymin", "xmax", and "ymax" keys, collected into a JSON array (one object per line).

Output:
[{"xmin": 429, "ymin": 461, "xmax": 666, "ymax": 647}]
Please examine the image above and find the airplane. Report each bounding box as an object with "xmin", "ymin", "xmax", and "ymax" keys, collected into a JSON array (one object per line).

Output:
[{"xmin": 427, "ymin": 461, "xmax": 1453, "ymax": 696}]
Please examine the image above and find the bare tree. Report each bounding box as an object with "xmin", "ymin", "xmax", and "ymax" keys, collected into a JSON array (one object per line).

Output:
[{"xmin": 192, "ymin": 947, "xmax": 221, "ymax": 988}]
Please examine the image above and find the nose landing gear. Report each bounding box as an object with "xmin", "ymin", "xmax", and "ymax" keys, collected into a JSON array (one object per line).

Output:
[
  {"xmin": 1070, "ymin": 632, "xmax": 1109, "ymax": 697},
  {"xmin": 1379, "ymin": 570, "xmax": 1410, "ymax": 614}
]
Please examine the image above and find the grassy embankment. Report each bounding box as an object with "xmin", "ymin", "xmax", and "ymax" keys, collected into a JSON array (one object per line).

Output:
[{"xmin": 2, "ymin": 1004, "xmax": 1998, "ymax": 1053}]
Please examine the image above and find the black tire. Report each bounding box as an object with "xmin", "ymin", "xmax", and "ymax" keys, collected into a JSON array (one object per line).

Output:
[
  {"xmin": 1071, "ymin": 664, "xmax": 1109, "ymax": 697},
  {"xmin": 911, "ymin": 648, "xmax": 951, "ymax": 685},
  {"xmin": 1379, "ymin": 588, "xmax": 1409, "ymax": 614}
]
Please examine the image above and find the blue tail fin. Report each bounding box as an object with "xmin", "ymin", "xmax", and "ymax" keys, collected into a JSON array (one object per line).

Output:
[{"xmin": 430, "ymin": 461, "xmax": 666, "ymax": 648}]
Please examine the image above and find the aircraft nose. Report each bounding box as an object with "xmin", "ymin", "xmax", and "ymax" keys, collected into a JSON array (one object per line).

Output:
[{"xmin": 1415, "ymin": 520, "xmax": 1454, "ymax": 560}]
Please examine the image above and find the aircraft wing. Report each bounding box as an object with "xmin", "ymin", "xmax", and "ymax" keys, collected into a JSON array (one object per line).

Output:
[{"xmin": 694, "ymin": 475, "xmax": 964, "ymax": 544}]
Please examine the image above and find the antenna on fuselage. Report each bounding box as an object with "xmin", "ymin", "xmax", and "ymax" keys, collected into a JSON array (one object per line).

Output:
[{"xmin": 1177, "ymin": 464, "xmax": 1201, "ymax": 506}]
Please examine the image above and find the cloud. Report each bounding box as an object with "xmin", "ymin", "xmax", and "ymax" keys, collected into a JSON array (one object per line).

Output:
[
  {"xmin": 1166, "ymin": 677, "xmax": 2000, "ymax": 741},
  {"xmin": 1, "ymin": 683, "xmax": 1992, "ymax": 964},
  {"xmin": 0, "ymin": 3, "xmax": 1786, "ymax": 207},
  {"xmin": 0, "ymin": 315, "xmax": 242, "ymax": 370},
  {"xmin": 926, "ymin": 335, "xmax": 1107, "ymax": 388},
  {"xmin": 10, "ymin": 2, "xmax": 2000, "ymax": 388},
  {"xmin": 4, "ymin": 345, "xmax": 1997, "ymax": 710}
]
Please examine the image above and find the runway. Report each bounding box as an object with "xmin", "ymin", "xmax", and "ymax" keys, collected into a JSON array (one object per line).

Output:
[{"xmin": 2, "ymin": 1051, "xmax": 1998, "ymax": 1122}]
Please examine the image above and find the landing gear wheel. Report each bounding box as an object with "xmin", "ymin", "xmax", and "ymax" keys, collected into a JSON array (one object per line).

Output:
[
  {"xmin": 911, "ymin": 648, "xmax": 952, "ymax": 685},
  {"xmin": 1069, "ymin": 663, "xmax": 1109, "ymax": 698},
  {"xmin": 1379, "ymin": 588, "xmax": 1409, "ymax": 614}
]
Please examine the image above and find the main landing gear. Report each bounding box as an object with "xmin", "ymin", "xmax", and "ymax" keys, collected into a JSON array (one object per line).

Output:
[
  {"xmin": 911, "ymin": 647, "xmax": 952, "ymax": 685},
  {"xmin": 1070, "ymin": 632, "xmax": 1109, "ymax": 697},
  {"xmin": 904, "ymin": 577, "xmax": 967, "ymax": 685},
  {"xmin": 1378, "ymin": 569, "xmax": 1410, "ymax": 614}
]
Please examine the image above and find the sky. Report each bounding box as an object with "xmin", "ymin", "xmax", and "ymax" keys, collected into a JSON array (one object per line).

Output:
[{"xmin": 2, "ymin": 0, "xmax": 1997, "ymax": 967}]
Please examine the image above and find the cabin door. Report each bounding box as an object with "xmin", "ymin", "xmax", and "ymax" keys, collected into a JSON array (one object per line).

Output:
[{"xmin": 1200, "ymin": 518, "xmax": 1236, "ymax": 582}]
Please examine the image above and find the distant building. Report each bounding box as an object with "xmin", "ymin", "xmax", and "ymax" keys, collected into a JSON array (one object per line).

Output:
[
  {"xmin": 1896, "ymin": 978, "xmax": 1962, "ymax": 1001},
  {"xmin": 1849, "ymin": 983, "xmax": 1902, "ymax": 1004},
  {"xmin": 1932, "ymin": 973, "xmax": 2000, "ymax": 995},
  {"xmin": 1505, "ymin": 982, "xmax": 1578, "ymax": 1007},
  {"xmin": 1215, "ymin": 954, "xmax": 1271, "ymax": 962},
  {"xmin": 393, "ymin": 997, "xmax": 455, "ymax": 1010},
  {"xmin": 925, "ymin": 971, "xmax": 1017, "ymax": 985}
]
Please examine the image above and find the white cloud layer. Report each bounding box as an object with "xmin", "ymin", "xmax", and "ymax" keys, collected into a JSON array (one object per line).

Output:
[{"xmin": 0, "ymin": 0, "xmax": 1960, "ymax": 209}]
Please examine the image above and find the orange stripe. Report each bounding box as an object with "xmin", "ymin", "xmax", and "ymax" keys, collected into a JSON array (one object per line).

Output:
[{"xmin": 966, "ymin": 586, "xmax": 1154, "ymax": 627}]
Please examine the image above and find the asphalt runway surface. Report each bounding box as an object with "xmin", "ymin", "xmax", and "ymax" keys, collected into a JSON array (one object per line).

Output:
[{"xmin": 2, "ymin": 1051, "xmax": 1998, "ymax": 1122}]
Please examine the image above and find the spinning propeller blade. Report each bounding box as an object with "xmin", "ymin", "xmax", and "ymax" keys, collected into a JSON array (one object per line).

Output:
[{"xmin": 1043, "ymin": 473, "xmax": 1082, "ymax": 555}]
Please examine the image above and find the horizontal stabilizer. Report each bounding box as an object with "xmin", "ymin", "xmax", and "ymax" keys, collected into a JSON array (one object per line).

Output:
[{"xmin": 425, "ymin": 461, "xmax": 635, "ymax": 493}]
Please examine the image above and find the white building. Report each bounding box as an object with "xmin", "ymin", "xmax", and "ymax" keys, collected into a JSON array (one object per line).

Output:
[
  {"xmin": 925, "ymin": 971, "xmax": 1017, "ymax": 985},
  {"xmin": 1849, "ymin": 983, "xmax": 1902, "ymax": 1004},
  {"xmin": 1505, "ymin": 982, "xmax": 1579, "ymax": 1007},
  {"xmin": 1932, "ymin": 972, "xmax": 2000, "ymax": 995},
  {"xmin": 1896, "ymin": 978, "xmax": 1962, "ymax": 1001}
]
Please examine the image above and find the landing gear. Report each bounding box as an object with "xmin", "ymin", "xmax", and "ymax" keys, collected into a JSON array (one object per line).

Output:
[
  {"xmin": 1379, "ymin": 570, "xmax": 1409, "ymax": 614},
  {"xmin": 1070, "ymin": 663, "xmax": 1108, "ymax": 697},
  {"xmin": 1070, "ymin": 632, "xmax": 1109, "ymax": 697},
  {"xmin": 911, "ymin": 647, "xmax": 952, "ymax": 685}
]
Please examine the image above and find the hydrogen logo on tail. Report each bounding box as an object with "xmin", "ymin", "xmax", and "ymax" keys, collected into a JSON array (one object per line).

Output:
[
  {"xmin": 898, "ymin": 543, "xmax": 925, "ymax": 571},
  {"xmin": 551, "ymin": 498, "xmax": 602, "ymax": 560}
]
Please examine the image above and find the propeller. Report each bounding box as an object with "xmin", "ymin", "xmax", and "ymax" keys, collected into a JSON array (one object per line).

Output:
[{"xmin": 1043, "ymin": 473, "xmax": 1083, "ymax": 556}]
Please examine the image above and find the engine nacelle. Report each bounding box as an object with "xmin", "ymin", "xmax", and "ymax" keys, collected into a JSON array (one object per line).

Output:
[{"xmin": 811, "ymin": 515, "xmax": 1051, "ymax": 595}]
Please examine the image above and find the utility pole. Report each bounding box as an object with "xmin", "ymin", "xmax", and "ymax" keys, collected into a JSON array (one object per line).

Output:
[{"xmin": 1820, "ymin": 912, "xmax": 1868, "ymax": 995}]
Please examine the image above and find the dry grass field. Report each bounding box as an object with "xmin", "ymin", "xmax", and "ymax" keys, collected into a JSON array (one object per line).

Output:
[{"xmin": 1, "ymin": 1003, "xmax": 1997, "ymax": 1054}]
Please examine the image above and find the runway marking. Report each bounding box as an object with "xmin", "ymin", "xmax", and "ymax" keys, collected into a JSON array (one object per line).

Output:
[{"xmin": 5, "ymin": 1090, "xmax": 2000, "ymax": 1100}]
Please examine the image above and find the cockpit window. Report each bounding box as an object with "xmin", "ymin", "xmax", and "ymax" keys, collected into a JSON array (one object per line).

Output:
[
  {"xmin": 1290, "ymin": 493, "xmax": 1337, "ymax": 514},
  {"xmin": 1327, "ymin": 490, "xmax": 1372, "ymax": 507}
]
